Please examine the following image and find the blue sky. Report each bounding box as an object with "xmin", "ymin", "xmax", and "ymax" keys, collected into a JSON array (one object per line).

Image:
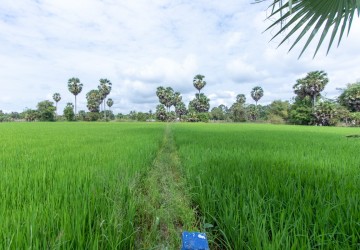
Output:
[{"xmin": 1, "ymin": 0, "xmax": 359, "ymax": 114}]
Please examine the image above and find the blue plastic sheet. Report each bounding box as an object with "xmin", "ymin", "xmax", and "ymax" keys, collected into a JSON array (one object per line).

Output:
[{"xmin": 181, "ymin": 231, "xmax": 210, "ymax": 250}]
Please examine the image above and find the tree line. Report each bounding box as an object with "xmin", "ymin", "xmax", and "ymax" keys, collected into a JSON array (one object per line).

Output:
[
  {"xmin": 1, "ymin": 71, "xmax": 360, "ymax": 126},
  {"xmin": 151, "ymin": 71, "xmax": 360, "ymax": 126},
  {"xmin": 0, "ymin": 77, "xmax": 115, "ymax": 122}
]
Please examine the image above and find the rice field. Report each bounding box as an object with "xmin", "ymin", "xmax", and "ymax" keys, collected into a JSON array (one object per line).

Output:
[
  {"xmin": 0, "ymin": 122, "xmax": 164, "ymax": 249},
  {"xmin": 172, "ymin": 123, "xmax": 360, "ymax": 249},
  {"xmin": 0, "ymin": 122, "xmax": 359, "ymax": 249}
]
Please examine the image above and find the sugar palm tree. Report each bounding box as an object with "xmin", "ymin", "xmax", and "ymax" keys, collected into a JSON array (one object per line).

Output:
[
  {"xmin": 98, "ymin": 78, "xmax": 112, "ymax": 119},
  {"xmin": 193, "ymin": 75, "xmax": 206, "ymax": 95},
  {"xmin": 52, "ymin": 93, "xmax": 61, "ymax": 115},
  {"xmin": 106, "ymin": 98, "xmax": 114, "ymax": 110},
  {"xmin": 260, "ymin": 0, "xmax": 360, "ymax": 58},
  {"xmin": 293, "ymin": 71, "xmax": 329, "ymax": 109},
  {"xmin": 67, "ymin": 77, "xmax": 83, "ymax": 115},
  {"xmin": 251, "ymin": 86, "xmax": 264, "ymax": 106}
]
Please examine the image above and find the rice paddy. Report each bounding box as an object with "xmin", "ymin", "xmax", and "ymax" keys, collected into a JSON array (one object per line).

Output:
[
  {"xmin": 172, "ymin": 123, "xmax": 360, "ymax": 249},
  {"xmin": 0, "ymin": 122, "xmax": 359, "ymax": 249}
]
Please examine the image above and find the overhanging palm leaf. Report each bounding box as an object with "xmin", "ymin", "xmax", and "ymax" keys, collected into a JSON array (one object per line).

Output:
[{"xmin": 258, "ymin": 0, "xmax": 360, "ymax": 58}]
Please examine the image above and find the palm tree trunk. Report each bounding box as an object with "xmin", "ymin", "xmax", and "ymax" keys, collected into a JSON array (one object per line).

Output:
[
  {"xmin": 104, "ymin": 100, "xmax": 106, "ymax": 119},
  {"xmin": 313, "ymin": 95, "xmax": 316, "ymax": 110},
  {"xmin": 75, "ymin": 95, "xmax": 77, "ymax": 116}
]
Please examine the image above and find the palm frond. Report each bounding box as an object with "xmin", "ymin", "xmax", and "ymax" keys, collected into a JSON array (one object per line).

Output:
[{"xmin": 260, "ymin": 0, "xmax": 360, "ymax": 58}]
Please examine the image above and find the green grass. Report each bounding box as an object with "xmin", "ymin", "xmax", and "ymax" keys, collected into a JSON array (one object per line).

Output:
[
  {"xmin": 0, "ymin": 122, "xmax": 164, "ymax": 249},
  {"xmin": 1, "ymin": 122, "xmax": 359, "ymax": 249},
  {"xmin": 172, "ymin": 123, "xmax": 360, "ymax": 249},
  {"xmin": 135, "ymin": 125, "xmax": 198, "ymax": 249}
]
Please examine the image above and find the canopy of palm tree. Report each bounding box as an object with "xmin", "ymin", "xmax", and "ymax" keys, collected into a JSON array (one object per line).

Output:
[
  {"xmin": 258, "ymin": 0, "xmax": 360, "ymax": 58},
  {"xmin": 251, "ymin": 86, "xmax": 264, "ymax": 103},
  {"xmin": 67, "ymin": 78, "xmax": 83, "ymax": 96},
  {"xmin": 193, "ymin": 75, "xmax": 206, "ymax": 94}
]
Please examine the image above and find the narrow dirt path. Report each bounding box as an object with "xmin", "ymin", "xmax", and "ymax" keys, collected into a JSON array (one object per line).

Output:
[{"xmin": 135, "ymin": 125, "xmax": 198, "ymax": 249}]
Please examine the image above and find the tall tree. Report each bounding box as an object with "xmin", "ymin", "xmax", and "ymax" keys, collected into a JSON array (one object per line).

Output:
[
  {"xmin": 68, "ymin": 77, "xmax": 83, "ymax": 115},
  {"xmin": 260, "ymin": 0, "xmax": 360, "ymax": 58},
  {"xmin": 193, "ymin": 74, "xmax": 206, "ymax": 95},
  {"xmin": 293, "ymin": 71, "xmax": 329, "ymax": 109},
  {"xmin": 156, "ymin": 86, "xmax": 177, "ymax": 112},
  {"xmin": 52, "ymin": 93, "xmax": 61, "ymax": 115},
  {"xmin": 338, "ymin": 82, "xmax": 360, "ymax": 112},
  {"xmin": 98, "ymin": 78, "xmax": 112, "ymax": 119},
  {"xmin": 251, "ymin": 86, "xmax": 264, "ymax": 106}
]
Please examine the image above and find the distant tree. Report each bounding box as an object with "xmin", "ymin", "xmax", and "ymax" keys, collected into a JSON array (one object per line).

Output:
[
  {"xmin": 338, "ymin": 82, "xmax": 360, "ymax": 112},
  {"xmin": 175, "ymin": 101, "xmax": 187, "ymax": 120},
  {"xmin": 156, "ymin": 104, "xmax": 167, "ymax": 121},
  {"xmin": 246, "ymin": 104, "xmax": 258, "ymax": 121},
  {"xmin": 289, "ymin": 97, "xmax": 313, "ymax": 125},
  {"xmin": 129, "ymin": 111, "xmax": 137, "ymax": 120},
  {"xmin": 23, "ymin": 109, "xmax": 39, "ymax": 122},
  {"xmin": 10, "ymin": 112, "xmax": 20, "ymax": 120},
  {"xmin": 37, "ymin": 100, "xmax": 56, "ymax": 121},
  {"xmin": 251, "ymin": 86, "xmax": 264, "ymax": 106},
  {"xmin": 156, "ymin": 86, "xmax": 180, "ymax": 113},
  {"xmin": 189, "ymin": 93, "xmax": 210, "ymax": 113},
  {"xmin": 106, "ymin": 98, "xmax": 114, "ymax": 110},
  {"xmin": 86, "ymin": 89, "xmax": 102, "ymax": 114},
  {"xmin": 293, "ymin": 71, "xmax": 329, "ymax": 109},
  {"xmin": 68, "ymin": 77, "xmax": 83, "ymax": 115},
  {"xmin": 313, "ymin": 100, "xmax": 338, "ymax": 126},
  {"xmin": 52, "ymin": 93, "xmax": 61, "ymax": 115},
  {"xmin": 236, "ymin": 94, "xmax": 246, "ymax": 105},
  {"xmin": 78, "ymin": 110, "xmax": 87, "ymax": 121},
  {"xmin": 267, "ymin": 100, "xmax": 290, "ymax": 123},
  {"xmin": 63, "ymin": 103, "xmax": 75, "ymax": 121},
  {"xmin": 210, "ymin": 106, "xmax": 226, "ymax": 121},
  {"xmin": 98, "ymin": 78, "xmax": 112, "ymax": 119},
  {"xmin": 193, "ymin": 74, "xmax": 206, "ymax": 95},
  {"xmin": 231, "ymin": 102, "xmax": 247, "ymax": 122},
  {"xmin": 173, "ymin": 92, "xmax": 182, "ymax": 107}
]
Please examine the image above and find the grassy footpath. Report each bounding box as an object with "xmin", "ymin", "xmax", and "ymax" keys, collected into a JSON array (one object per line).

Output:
[{"xmin": 135, "ymin": 125, "xmax": 198, "ymax": 249}]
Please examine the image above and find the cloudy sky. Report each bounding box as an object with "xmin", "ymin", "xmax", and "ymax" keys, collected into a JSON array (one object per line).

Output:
[{"xmin": 1, "ymin": 0, "xmax": 359, "ymax": 114}]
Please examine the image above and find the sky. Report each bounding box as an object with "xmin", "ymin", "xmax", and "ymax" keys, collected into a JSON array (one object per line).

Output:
[{"xmin": 1, "ymin": 0, "xmax": 360, "ymax": 114}]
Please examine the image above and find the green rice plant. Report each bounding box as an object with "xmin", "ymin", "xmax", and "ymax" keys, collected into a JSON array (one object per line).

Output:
[
  {"xmin": 0, "ymin": 122, "xmax": 164, "ymax": 249},
  {"xmin": 172, "ymin": 123, "xmax": 360, "ymax": 249}
]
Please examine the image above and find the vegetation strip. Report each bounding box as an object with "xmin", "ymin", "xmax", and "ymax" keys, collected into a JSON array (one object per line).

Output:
[{"xmin": 135, "ymin": 125, "xmax": 197, "ymax": 249}]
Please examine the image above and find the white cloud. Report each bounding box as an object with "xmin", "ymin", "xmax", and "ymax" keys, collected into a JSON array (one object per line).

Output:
[{"xmin": 0, "ymin": 0, "xmax": 359, "ymax": 114}]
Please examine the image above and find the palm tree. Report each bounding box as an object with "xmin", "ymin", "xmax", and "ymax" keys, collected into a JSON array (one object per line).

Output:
[
  {"xmin": 293, "ymin": 71, "xmax": 329, "ymax": 109},
  {"xmin": 236, "ymin": 94, "xmax": 246, "ymax": 105},
  {"xmin": 260, "ymin": 0, "xmax": 360, "ymax": 58},
  {"xmin": 106, "ymin": 98, "xmax": 114, "ymax": 111},
  {"xmin": 193, "ymin": 75, "xmax": 206, "ymax": 95},
  {"xmin": 52, "ymin": 93, "xmax": 61, "ymax": 115},
  {"xmin": 98, "ymin": 78, "xmax": 112, "ymax": 119},
  {"xmin": 251, "ymin": 86, "xmax": 264, "ymax": 106},
  {"xmin": 67, "ymin": 77, "xmax": 83, "ymax": 115}
]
